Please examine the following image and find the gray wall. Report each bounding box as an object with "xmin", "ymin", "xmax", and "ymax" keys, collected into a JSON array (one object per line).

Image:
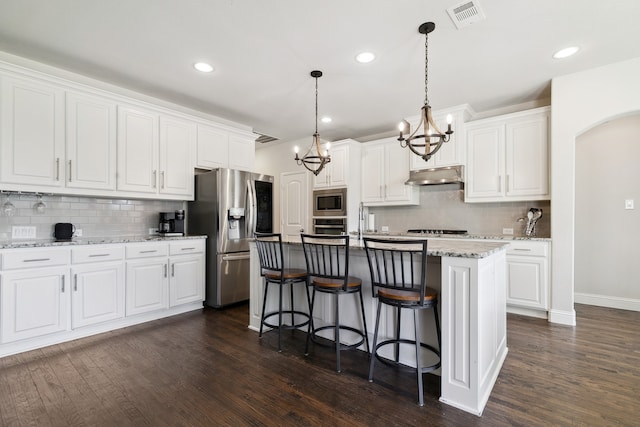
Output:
[
  {"xmin": 0, "ymin": 194, "xmax": 184, "ymax": 240},
  {"xmin": 575, "ymin": 114, "xmax": 640, "ymax": 303}
]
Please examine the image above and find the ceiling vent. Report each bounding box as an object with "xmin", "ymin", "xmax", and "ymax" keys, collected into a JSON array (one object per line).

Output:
[
  {"xmin": 255, "ymin": 133, "xmax": 279, "ymax": 144},
  {"xmin": 447, "ymin": 0, "xmax": 486, "ymax": 29}
]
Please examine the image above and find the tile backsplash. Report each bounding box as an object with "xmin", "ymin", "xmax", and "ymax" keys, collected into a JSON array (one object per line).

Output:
[
  {"xmin": 368, "ymin": 185, "xmax": 550, "ymax": 237},
  {"xmin": 0, "ymin": 193, "xmax": 184, "ymax": 241}
]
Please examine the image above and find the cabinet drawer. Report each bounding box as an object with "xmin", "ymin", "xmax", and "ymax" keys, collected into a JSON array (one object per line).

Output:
[
  {"xmin": 71, "ymin": 245, "xmax": 125, "ymax": 264},
  {"xmin": 126, "ymin": 243, "xmax": 168, "ymax": 259},
  {"xmin": 507, "ymin": 241, "xmax": 548, "ymax": 257},
  {"xmin": 1, "ymin": 248, "xmax": 70, "ymax": 270},
  {"xmin": 169, "ymin": 239, "xmax": 205, "ymax": 256}
]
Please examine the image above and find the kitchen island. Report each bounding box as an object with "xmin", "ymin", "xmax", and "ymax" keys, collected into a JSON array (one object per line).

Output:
[{"xmin": 249, "ymin": 237, "xmax": 508, "ymax": 416}]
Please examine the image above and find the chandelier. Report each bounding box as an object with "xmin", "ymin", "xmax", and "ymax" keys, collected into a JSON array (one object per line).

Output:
[
  {"xmin": 294, "ymin": 70, "xmax": 331, "ymax": 176},
  {"xmin": 398, "ymin": 22, "xmax": 453, "ymax": 162}
]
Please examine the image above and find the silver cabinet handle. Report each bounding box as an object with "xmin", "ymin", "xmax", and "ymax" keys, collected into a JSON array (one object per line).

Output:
[
  {"xmin": 513, "ymin": 248, "xmax": 532, "ymax": 252},
  {"xmin": 153, "ymin": 170, "xmax": 157, "ymax": 188},
  {"xmin": 74, "ymin": 274, "xmax": 78, "ymax": 291},
  {"xmin": 89, "ymin": 253, "xmax": 111, "ymax": 257},
  {"xmin": 161, "ymin": 171, "xmax": 165, "ymax": 189},
  {"xmin": 56, "ymin": 158, "xmax": 60, "ymax": 181},
  {"xmin": 498, "ymin": 175, "xmax": 502, "ymax": 193},
  {"xmin": 23, "ymin": 258, "xmax": 51, "ymax": 263},
  {"xmin": 171, "ymin": 264, "xmax": 175, "ymax": 277},
  {"xmin": 164, "ymin": 264, "xmax": 168, "ymax": 277},
  {"xmin": 180, "ymin": 247, "xmax": 196, "ymax": 251},
  {"xmin": 68, "ymin": 160, "xmax": 72, "ymax": 182},
  {"xmin": 61, "ymin": 275, "xmax": 65, "ymax": 292},
  {"xmin": 140, "ymin": 250, "xmax": 157, "ymax": 254},
  {"xmin": 506, "ymin": 174, "xmax": 510, "ymax": 192}
]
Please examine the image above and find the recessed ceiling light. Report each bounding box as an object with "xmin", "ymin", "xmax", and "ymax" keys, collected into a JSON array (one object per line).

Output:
[
  {"xmin": 553, "ymin": 46, "xmax": 579, "ymax": 59},
  {"xmin": 194, "ymin": 62, "xmax": 214, "ymax": 73},
  {"xmin": 355, "ymin": 52, "xmax": 376, "ymax": 64},
  {"xmin": 321, "ymin": 116, "xmax": 332, "ymax": 123}
]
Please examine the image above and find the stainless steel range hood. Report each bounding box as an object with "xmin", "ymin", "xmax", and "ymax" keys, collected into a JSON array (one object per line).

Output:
[{"xmin": 405, "ymin": 165, "xmax": 464, "ymax": 186}]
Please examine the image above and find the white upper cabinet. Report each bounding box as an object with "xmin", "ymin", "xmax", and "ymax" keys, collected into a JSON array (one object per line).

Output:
[
  {"xmin": 117, "ymin": 108, "xmax": 194, "ymax": 198},
  {"xmin": 117, "ymin": 105, "xmax": 160, "ymax": 194},
  {"xmin": 196, "ymin": 124, "xmax": 229, "ymax": 169},
  {"xmin": 228, "ymin": 133, "xmax": 255, "ymax": 172},
  {"xmin": 0, "ymin": 75, "xmax": 65, "ymax": 187},
  {"xmin": 362, "ymin": 137, "xmax": 418, "ymax": 206},
  {"xmin": 409, "ymin": 104, "xmax": 473, "ymax": 171},
  {"xmin": 159, "ymin": 115, "xmax": 195, "ymax": 197},
  {"xmin": 313, "ymin": 143, "xmax": 348, "ymax": 188},
  {"xmin": 465, "ymin": 107, "xmax": 549, "ymax": 202},
  {"xmin": 66, "ymin": 91, "xmax": 117, "ymax": 190}
]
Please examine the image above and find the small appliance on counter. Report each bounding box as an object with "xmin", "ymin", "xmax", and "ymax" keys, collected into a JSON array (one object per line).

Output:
[
  {"xmin": 158, "ymin": 210, "xmax": 185, "ymax": 236},
  {"xmin": 54, "ymin": 223, "xmax": 75, "ymax": 241}
]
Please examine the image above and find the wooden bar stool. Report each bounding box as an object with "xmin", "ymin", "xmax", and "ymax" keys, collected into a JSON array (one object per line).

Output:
[
  {"xmin": 363, "ymin": 237, "xmax": 441, "ymax": 406},
  {"xmin": 254, "ymin": 233, "xmax": 311, "ymax": 352},
  {"xmin": 301, "ymin": 234, "xmax": 370, "ymax": 372}
]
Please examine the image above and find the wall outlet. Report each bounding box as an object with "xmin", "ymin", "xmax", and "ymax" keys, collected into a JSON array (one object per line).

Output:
[
  {"xmin": 75, "ymin": 228, "xmax": 83, "ymax": 237},
  {"xmin": 12, "ymin": 226, "xmax": 36, "ymax": 239},
  {"xmin": 625, "ymin": 199, "xmax": 634, "ymax": 210},
  {"xmin": 502, "ymin": 228, "xmax": 514, "ymax": 235},
  {"xmin": 149, "ymin": 228, "xmax": 158, "ymax": 235},
  {"xmin": 381, "ymin": 226, "xmax": 389, "ymax": 232}
]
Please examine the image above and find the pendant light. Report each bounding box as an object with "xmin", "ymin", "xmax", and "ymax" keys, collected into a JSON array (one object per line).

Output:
[
  {"xmin": 294, "ymin": 70, "xmax": 331, "ymax": 176},
  {"xmin": 398, "ymin": 22, "xmax": 453, "ymax": 162}
]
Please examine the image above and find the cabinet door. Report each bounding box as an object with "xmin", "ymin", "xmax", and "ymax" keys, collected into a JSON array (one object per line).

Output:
[
  {"xmin": 125, "ymin": 258, "xmax": 168, "ymax": 316},
  {"xmin": 1, "ymin": 267, "xmax": 68, "ymax": 343},
  {"xmin": 196, "ymin": 124, "xmax": 228, "ymax": 169},
  {"xmin": 0, "ymin": 75, "xmax": 65, "ymax": 187},
  {"xmin": 384, "ymin": 143, "xmax": 415, "ymax": 203},
  {"xmin": 159, "ymin": 115, "xmax": 195, "ymax": 197},
  {"xmin": 71, "ymin": 262, "xmax": 125, "ymax": 329},
  {"xmin": 361, "ymin": 144, "xmax": 385, "ymax": 203},
  {"xmin": 228, "ymin": 134, "xmax": 255, "ymax": 172},
  {"xmin": 117, "ymin": 106, "xmax": 159, "ymax": 193},
  {"xmin": 466, "ymin": 125, "xmax": 505, "ymax": 200},
  {"xmin": 506, "ymin": 255, "xmax": 548, "ymax": 310},
  {"xmin": 66, "ymin": 91, "xmax": 117, "ymax": 190},
  {"xmin": 327, "ymin": 145, "xmax": 347, "ymax": 187},
  {"xmin": 409, "ymin": 113, "xmax": 462, "ymax": 170},
  {"xmin": 169, "ymin": 255, "xmax": 204, "ymax": 307},
  {"xmin": 505, "ymin": 115, "xmax": 549, "ymax": 198}
]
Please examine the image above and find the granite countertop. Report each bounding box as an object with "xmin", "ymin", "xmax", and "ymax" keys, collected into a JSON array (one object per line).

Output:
[
  {"xmin": 352, "ymin": 231, "xmax": 551, "ymax": 242},
  {"xmin": 283, "ymin": 236, "xmax": 509, "ymax": 259},
  {"xmin": 0, "ymin": 235, "xmax": 207, "ymax": 250}
]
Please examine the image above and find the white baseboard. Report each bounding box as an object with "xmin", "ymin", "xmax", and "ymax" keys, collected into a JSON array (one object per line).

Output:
[
  {"xmin": 506, "ymin": 306, "xmax": 548, "ymax": 319},
  {"xmin": 548, "ymin": 308, "xmax": 576, "ymax": 326},
  {"xmin": 574, "ymin": 292, "xmax": 640, "ymax": 312}
]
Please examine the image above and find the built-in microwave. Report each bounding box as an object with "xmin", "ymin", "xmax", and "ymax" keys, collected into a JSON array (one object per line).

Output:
[{"xmin": 313, "ymin": 188, "xmax": 347, "ymax": 217}]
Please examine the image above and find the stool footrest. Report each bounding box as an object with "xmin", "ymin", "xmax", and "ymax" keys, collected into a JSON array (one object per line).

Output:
[
  {"xmin": 310, "ymin": 325, "xmax": 366, "ymax": 350},
  {"xmin": 262, "ymin": 310, "xmax": 311, "ymax": 331},
  {"xmin": 373, "ymin": 338, "xmax": 441, "ymax": 373}
]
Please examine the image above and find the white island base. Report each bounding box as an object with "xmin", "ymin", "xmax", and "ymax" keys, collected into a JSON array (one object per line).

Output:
[{"xmin": 249, "ymin": 239, "xmax": 508, "ymax": 416}]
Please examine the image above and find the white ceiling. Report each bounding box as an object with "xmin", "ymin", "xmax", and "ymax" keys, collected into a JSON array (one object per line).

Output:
[{"xmin": 1, "ymin": 0, "xmax": 639, "ymax": 143}]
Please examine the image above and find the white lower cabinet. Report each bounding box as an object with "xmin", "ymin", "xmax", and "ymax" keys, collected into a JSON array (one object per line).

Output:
[
  {"xmin": 505, "ymin": 240, "xmax": 549, "ymax": 311},
  {"xmin": 0, "ymin": 239, "xmax": 205, "ymax": 355},
  {"xmin": 168, "ymin": 241, "xmax": 205, "ymax": 307}
]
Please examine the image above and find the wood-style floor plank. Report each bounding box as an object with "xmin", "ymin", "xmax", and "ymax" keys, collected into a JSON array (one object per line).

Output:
[{"xmin": 0, "ymin": 303, "xmax": 638, "ymax": 426}]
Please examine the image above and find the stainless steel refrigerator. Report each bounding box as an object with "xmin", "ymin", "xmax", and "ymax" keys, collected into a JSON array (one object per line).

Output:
[{"xmin": 188, "ymin": 169, "xmax": 273, "ymax": 308}]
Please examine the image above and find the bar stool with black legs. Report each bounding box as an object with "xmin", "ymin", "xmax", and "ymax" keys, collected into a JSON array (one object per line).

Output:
[
  {"xmin": 254, "ymin": 233, "xmax": 311, "ymax": 352},
  {"xmin": 363, "ymin": 237, "xmax": 441, "ymax": 406},
  {"xmin": 301, "ymin": 234, "xmax": 370, "ymax": 373}
]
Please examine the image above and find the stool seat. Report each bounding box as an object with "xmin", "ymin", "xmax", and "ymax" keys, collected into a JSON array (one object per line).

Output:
[
  {"xmin": 311, "ymin": 276, "xmax": 362, "ymax": 289},
  {"xmin": 263, "ymin": 268, "xmax": 308, "ymax": 280},
  {"xmin": 378, "ymin": 286, "xmax": 438, "ymax": 302}
]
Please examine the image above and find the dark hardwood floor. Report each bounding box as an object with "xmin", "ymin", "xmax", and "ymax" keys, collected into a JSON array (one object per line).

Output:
[{"xmin": 1, "ymin": 303, "xmax": 639, "ymax": 426}]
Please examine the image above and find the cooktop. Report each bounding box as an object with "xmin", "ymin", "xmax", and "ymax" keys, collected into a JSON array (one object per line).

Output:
[{"xmin": 407, "ymin": 229, "xmax": 468, "ymax": 235}]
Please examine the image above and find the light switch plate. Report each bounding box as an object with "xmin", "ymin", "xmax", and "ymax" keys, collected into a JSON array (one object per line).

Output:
[
  {"xmin": 625, "ymin": 199, "xmax": 634, "ymax": 210},
  {"xmin": 502, "ymin": 228, "xmax": 514, "ymax": 235},
  {"xmin": 381, "ymin": 226, "xmax": 389, "ymax": 232},
  {"xmin": 75, "ymin": 228, "xmax": 83, "ymax": 237}
]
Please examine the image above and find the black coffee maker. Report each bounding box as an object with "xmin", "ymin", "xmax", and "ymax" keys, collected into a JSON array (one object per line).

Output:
[{"xmin": 158, "ymin": 210, "xmax": 185, "ymax": 235}]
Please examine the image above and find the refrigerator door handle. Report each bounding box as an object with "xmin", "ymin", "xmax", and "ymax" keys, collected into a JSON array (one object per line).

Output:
[
  {"xmin": 246, "ymin": 178, "xmax": 257, "ymax": 237},
  {"xmin": 222, "ymin": 253, "xmax": 251, "ymax": 261}
]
